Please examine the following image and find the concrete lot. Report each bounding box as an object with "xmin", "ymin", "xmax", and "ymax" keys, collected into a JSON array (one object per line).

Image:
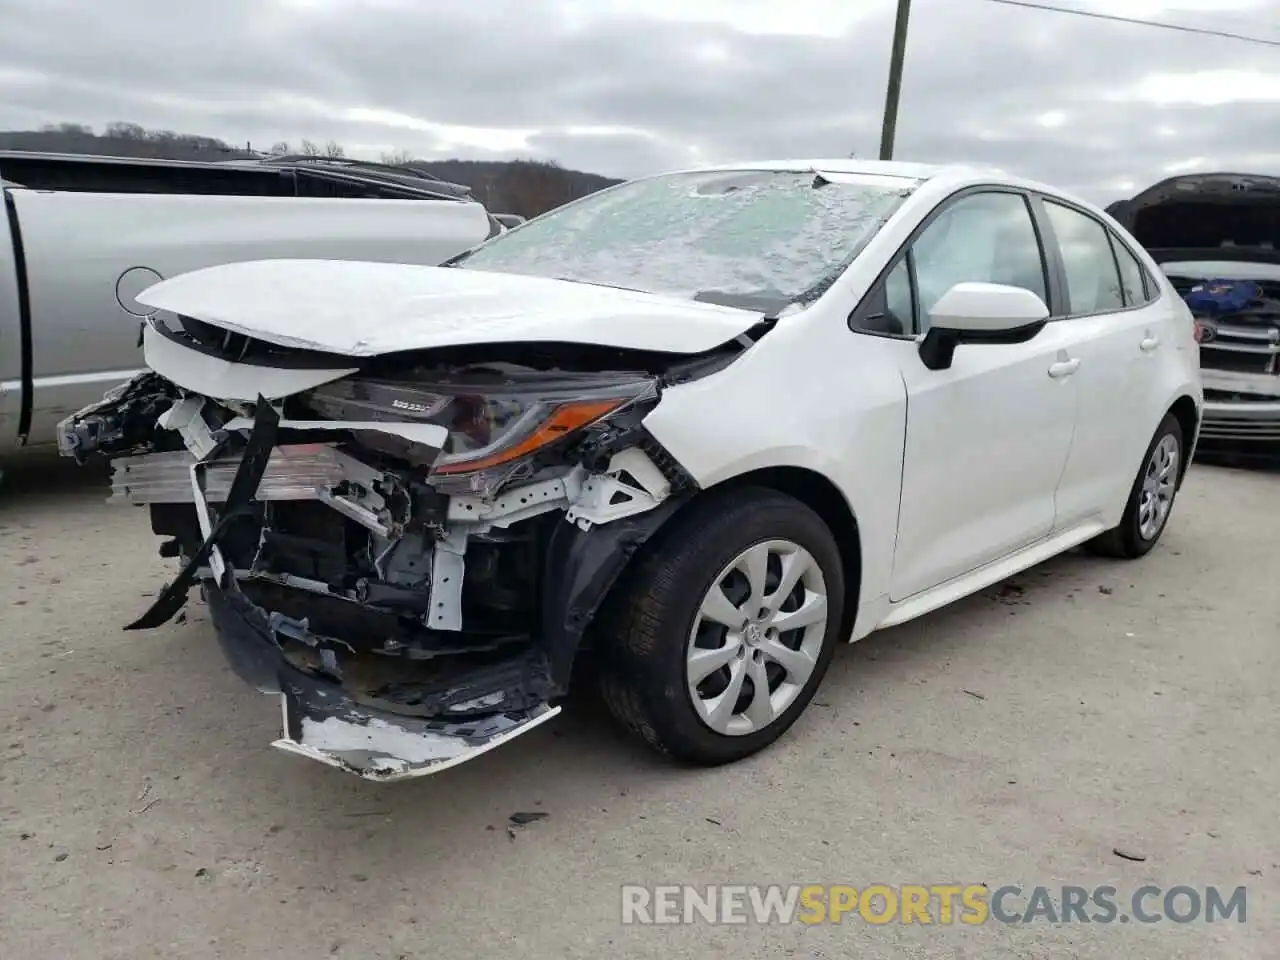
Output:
[{"xmin": 0, "ymin": 452, "xmax": 1276, "ymax": 959}]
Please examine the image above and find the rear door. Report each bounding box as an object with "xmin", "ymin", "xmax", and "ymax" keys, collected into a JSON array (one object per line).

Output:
[{"xmin": 1036, "ymin": 197, "xmax": 1174, "ymax": 530}]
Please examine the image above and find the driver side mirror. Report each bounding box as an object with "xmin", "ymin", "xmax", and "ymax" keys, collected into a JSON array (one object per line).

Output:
[{"xmin": 918, "ymin": 282, "xmax": 1050, "ymax": 371}]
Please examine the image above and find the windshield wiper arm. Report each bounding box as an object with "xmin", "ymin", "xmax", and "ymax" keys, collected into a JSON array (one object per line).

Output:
[{"xmin": 553, "ymin": 276, "xmax": 646, "ymax": 293}]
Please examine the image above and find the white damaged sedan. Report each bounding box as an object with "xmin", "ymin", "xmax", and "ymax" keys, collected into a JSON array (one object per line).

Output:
[{"xmin": 60, "ymin": 160, "xmax": 1203, "ymax": 780}]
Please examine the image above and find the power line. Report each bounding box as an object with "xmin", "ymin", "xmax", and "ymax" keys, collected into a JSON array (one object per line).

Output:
[{"xmin": 983, "ymin": 0, "xmax": 1280, "ymax": 48}]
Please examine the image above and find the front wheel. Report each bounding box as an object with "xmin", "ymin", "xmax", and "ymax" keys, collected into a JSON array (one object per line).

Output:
[
  {"xmin": 597, "ymin": 487, "xmax": 845, "ymax": 765},
  {"xmin": 1087, "ymin": 413, "xmax": 1184, "ymax": 559}
]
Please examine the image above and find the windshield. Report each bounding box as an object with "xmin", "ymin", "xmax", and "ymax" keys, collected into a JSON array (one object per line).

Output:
[{"xmin": 452, "ymin": 169, "xmax": 917, "ymax": 311}]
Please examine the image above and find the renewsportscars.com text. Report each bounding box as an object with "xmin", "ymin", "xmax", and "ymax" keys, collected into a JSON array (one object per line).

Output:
[{"xmin": 620, "ymin": 884, "xmax": 1248, "ymax": 926}]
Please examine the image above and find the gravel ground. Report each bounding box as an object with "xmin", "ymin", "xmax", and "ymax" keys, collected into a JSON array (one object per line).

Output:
[{"xmin": 0, "ymin": 451, "xmax": 1276, "ymax": 960}]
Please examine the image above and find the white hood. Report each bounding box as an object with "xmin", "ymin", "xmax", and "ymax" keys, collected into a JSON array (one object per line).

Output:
[{"xmin": 135, "ymin": 259, "xmax": 764, "ymax": 357}]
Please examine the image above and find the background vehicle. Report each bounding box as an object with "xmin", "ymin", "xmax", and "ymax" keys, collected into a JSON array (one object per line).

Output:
[
  {"xmin": 0, "ymin": 151, "xmax": 507, "ymax": 456},
  {"xmin": 1107, "ymin": 173, "xmax": 1280, "ymax": 454},
  {"xmin": 61, "ymin": 160, "xmax": 1201, "ymax": 780}
]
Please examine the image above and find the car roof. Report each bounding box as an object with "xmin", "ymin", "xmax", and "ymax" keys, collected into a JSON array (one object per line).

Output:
[
  {"xmin": 0, "ymin": 150, "xmax": 475, "ymax": 201},
  {"xmin": 619, "ymin": 158, "xmax": 1114, "ymax": 213}
]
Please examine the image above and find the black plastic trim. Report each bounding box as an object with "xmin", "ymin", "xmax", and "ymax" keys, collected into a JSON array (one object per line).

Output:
[
  {"xmin": 539, "ymin": 496, "xmax": 687, "ymax": 692},
  {"xmin": 1025, "ymin": 192, "xmax": 1068, "ymax": 317},
  {"xmin": 205, "ymin": 586, "xmax": 554, "ymax": 723},
  {"xmin": 152, "ymin": 317, "xmax": 364, "ymax": 370},
  {"xmin": 124, "ymin": 398, "xmax": 279, "ymax": 630},
  {"xmin": 3, "ymin": 190, "xmax": 33, "ymax": 444},
  {"xmin": 918, "ymin": 319, "xmax": 1049, "ymax": 371}
]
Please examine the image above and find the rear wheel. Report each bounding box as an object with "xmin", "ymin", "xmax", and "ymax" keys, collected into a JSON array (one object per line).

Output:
[
  {"xmin": 597, "ymin": 488, "xmax": 845, "ymax": 765},
  {"xmin": 1087, "ymin": 413, "xmax": 1184, "ymax": 559}
]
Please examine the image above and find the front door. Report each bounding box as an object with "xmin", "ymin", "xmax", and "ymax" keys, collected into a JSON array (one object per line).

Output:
[
  {"xmin": 885, "ymin": 189, "xmax": 1080, "ymax": 600},
  {"xmin": 893, "ymin": 327, "xmax": 1080, "ymax": 600}
]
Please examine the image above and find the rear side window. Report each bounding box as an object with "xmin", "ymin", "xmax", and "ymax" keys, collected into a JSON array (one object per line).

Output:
[
  {"xmin": 1109, "ymin": 234, "xmax": 1150, "ymax": 306},
  {"xmin": 1044, "ymin": 201, "xmax": 1125, "ymax": 315}
]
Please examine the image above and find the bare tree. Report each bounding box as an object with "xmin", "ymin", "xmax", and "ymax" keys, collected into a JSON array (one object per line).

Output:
[
  {"xmin": 104, "ymin": 122, "xmax": 146, "ymax": 140},
  {"xmin": 297, "ymin": 138, "xmax": 345, "ymax": 158},
  {"xmin": 268, "ymin": 141, "xmax": 291, "ymax": 156},
  {"xmin": 379, "ymin": 148, "xmax": 416, "ymax": 166}
]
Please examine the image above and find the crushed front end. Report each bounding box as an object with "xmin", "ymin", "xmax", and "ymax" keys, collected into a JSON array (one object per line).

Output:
[{"xmin": 59, "ymin": 317, "xmax": 721, "ymax": 780}]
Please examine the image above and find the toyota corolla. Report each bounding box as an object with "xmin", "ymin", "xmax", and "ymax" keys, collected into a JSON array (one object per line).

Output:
[{"xmin": 59, "ymin": 160, "xmax": 1202, "ymax": 780}]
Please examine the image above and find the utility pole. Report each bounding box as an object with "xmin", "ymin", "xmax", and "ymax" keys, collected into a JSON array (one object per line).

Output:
[{"xmin": 878, "ymin": 0, "xmax": 913, "ymax": 161}]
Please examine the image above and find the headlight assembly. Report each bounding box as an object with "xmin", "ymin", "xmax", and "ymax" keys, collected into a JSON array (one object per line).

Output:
[{"xmin": 300, "ymin": 370, "xmax": 658, "ymax": 488}]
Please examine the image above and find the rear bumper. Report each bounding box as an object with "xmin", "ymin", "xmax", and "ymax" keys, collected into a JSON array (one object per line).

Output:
[
  {"xmin": 204, "ymin": 584, "xmax": 560, "ymax": 781},
  {"xmin": 1200, "ymin": 398, "xmax": 1280, "ymax": 444}
]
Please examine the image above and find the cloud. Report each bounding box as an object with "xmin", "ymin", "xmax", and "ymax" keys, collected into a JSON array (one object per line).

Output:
[{"xmin": 0, "ymin": 0, "xmax": 1278, "ymax": 200}]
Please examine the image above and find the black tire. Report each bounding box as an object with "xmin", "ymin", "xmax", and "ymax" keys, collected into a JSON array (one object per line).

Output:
[
  {"xmin": 1087, "ymin": 413, "xmax": 1184, "ymax": 559},
  {"xmin": 596, "ymin": 486, "xmax": 846, "ymax": 765}
]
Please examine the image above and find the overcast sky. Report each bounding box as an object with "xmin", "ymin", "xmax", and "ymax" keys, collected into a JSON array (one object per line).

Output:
[{"xmin": 1, "ymin": 0, "xmax": 1278, "ymax": 201}]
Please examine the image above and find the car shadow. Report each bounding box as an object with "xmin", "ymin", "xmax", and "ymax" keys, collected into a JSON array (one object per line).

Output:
[
  {"xmin": 0, "ymin": 447, "xmax": 110, "ymax": 505},
  {"xmin": 104, "ymin": 543, "xmax": 1122, "ymax": 884},
  {"xmin": 1193, "ymin": 449, "xmax": 1280, "ymax": 473}
]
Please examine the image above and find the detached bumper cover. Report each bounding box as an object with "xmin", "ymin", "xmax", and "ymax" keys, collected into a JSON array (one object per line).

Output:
[{"xmin": 206, "ymin": 585, "xmax": 560, "ymax": 781}]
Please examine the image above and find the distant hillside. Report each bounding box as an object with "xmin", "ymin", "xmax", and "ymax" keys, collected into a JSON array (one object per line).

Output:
[
  {"xmin": 0, "ymin": 123, "xmax": 256, "ymax": 161},
  {"xmin": 415, "ymin": 159, "xmax": 622, "ymax": 219},
  {"xmin": 0, "ymin": 123, "xmax": 623, "ymax": 217}
]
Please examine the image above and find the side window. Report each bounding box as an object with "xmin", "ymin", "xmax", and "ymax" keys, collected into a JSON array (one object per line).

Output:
[
  {"xmin": 910, "ymin": 192, "xmax": 1046, "ymax": 331},
  {"xmin": 853, "ymin": 258, "xmax": 915, "ymax": 335},
  {"xmin": 1044, "ymin": 201, "xmax": 1125, "ymax": 314},
  {"xmin": 883, "ymin": 259, "xmax": 915, "ymax": 334},
  {"xmin": 1109, "ymin": 233, "xmax": 1153, "ymax": 306}
]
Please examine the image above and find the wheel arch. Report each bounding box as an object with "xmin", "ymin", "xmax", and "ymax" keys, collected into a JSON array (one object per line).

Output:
[
  {"xmin": 542, "ymin": 461, "xmax": 864, "ymax": 692},
  {"xmin": 1167, "ymin": 393, "xmax": 1200, "ymax": 485},
  {"xmin": 701, "ymin": 465, "xmax": 863, "ymax": 643}
]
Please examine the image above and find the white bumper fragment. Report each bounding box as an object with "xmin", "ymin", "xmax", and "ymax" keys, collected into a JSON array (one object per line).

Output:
[{"xmin": 271, "ymin": 693, "xmax": 562, "ymax": 781}]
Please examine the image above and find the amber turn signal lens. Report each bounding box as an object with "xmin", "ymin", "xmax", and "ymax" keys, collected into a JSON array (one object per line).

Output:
[{"xmin": 432, "ymin": 398, "xmax": 625, "ymax": 474}]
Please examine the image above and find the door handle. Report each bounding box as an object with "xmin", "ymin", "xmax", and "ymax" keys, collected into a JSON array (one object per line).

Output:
[
  {"xmin": 1048, "ymin": 358, "xmax": 1081, "ymax": 378},
  {"xmin": 1140, "ymin": 335, "xmax": 1160, "ymax": 352}
]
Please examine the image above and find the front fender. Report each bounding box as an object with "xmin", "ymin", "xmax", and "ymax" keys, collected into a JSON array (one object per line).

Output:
[{"xmin": 640, "ymin": 329, "xmax": 909, "ymax": 613}]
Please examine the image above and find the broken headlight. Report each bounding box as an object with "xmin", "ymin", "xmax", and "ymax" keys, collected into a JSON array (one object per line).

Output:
[{"xmin": 301, "ymin": 371, "xmax": 658, "ymax": 489}]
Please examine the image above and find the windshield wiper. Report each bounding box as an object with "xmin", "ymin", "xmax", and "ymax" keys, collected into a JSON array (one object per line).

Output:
[{"xmin": 553, "ymin": 276, "xmax": 647, "ymax": 293}]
